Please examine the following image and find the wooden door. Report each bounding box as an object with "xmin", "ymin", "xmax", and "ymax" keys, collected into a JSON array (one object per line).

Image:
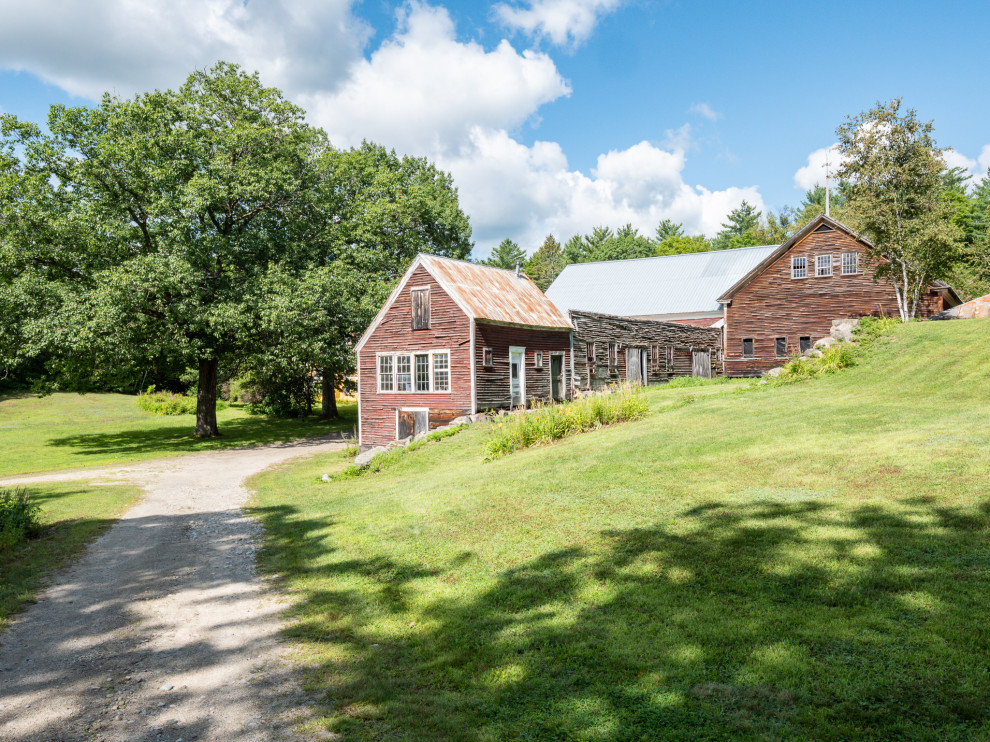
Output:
[
  {"xmin": 397, "ymin": 409, "xmax": 416, "ymax": 439},
  {"xmin": 550, "ymin": 354, "xmax": 564, "ymax": 400},
  {"xmin": 691, "ymin": 350, "xmax": 712, "ymax": 379},
  {"xmin": 626, "ymin": 348, "xmax": 644, "ymax": 385},
  {"xmin": 510, "ymin": 348, "xmax": 525, "ymax": 406}
]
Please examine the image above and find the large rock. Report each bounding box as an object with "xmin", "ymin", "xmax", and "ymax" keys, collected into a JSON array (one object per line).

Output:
[
  {"xmin": 830, "ymin": 318, "xmax": 860, "ymax": 342},
  {"xmin": 355, "ymin": 446, "xmax": 387, "ymax": 468},
  {"xmin": 470, "ymin": 413, "xmax": 488, "ymax": 423},
  {"xmin": 764, "ymin": 367, "xmax": 785, "ymax": 378}
]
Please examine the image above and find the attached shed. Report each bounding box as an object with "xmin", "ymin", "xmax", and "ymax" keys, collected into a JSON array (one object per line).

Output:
[
  {"xmin": 569, "ymin": 310, "xmax": 724, "ymax": 391},
  {"xmin": 354, "ymin": 254, "xmax": 572, "ymax": 449}
]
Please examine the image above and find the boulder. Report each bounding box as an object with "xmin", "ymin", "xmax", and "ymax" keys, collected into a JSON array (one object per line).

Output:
[
  {"xmin": 354, "ymin": 446, "xmax": 387, "ymax": 468},
  {"xmin": 814, "ymin": 336, "xmax": 836, "ymax": 350},
  {"xmin": 764, "ymin": 367, "xmax": 785, "ymax": 378},
  {"xmin": 451, "ymin": 415, "xmax": 473, "ymax": 425},
  {"xmin": 470, "ymin": 413, "xmax": 488, "ymax": 423},
  {"xmin": 830, "ymin": 318, "xmax": 860, "ymax": 342}
]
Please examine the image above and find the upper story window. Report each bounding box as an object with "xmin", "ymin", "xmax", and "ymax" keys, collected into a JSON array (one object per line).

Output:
[
  {"xmin": 411, "ymin": 287, "xmax": 431, "ymax": 330},
  {"xmin": 742, "ymin": 339, "xmax": 754, "ymax": 358},
  {"xmin": 791, "ymin": 256, "xmax": 807, "ymax": 279},
  {"xmin": 816, "ymin": 254, "xmax": 833, "ymax": 277},
  {"xmin": 841, "ymin": 251, "xmax": 859, "ymax": 275}
]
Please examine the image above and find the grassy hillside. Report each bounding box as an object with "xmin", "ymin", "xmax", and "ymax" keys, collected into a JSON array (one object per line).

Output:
[
  {"xmin": 249, "ymin": 320, "xmax": 990, "ymax": 741},
  {"xmin": 0, "ymin": 393, "xmax": 356, "ymax": 477}
]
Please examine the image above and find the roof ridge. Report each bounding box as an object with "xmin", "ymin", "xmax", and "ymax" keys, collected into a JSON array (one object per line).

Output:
[
  {"xmin": 559, "ymin": 243, "xmax": 777, "ymax": 269},
  {"xmin": 422, "ymin": 253, "xmax": 524, "ymax": 276}
]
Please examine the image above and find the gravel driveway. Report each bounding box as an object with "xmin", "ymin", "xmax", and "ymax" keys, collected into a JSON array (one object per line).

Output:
[{"xmin": 0, "ymin": 436, "xmax": 344, "ymax": 741}]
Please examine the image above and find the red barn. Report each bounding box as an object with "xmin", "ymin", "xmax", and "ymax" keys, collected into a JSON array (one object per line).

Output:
[
  {"xmin": 717, "ymin": 215, "xmax": 961, "ymax": 375},
  {"xmin": 355, "ymin": 254, "xmax": 573, "ymax": 449}
]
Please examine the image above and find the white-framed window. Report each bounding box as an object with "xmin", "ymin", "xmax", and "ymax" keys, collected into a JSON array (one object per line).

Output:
[
  {"xmin": 816, "ymin": 254, "xmax": 833, "ymax": 277},
  {"xmin": 377, "ymin": 350, "xmax": 450, "ymax": 393},
  {"xmin": 482, "ymin": 347, "xmax": 493, "ymax": 367},
  {"xmin": 791, "ymin": 256, "xmax": 807, "ymax": 279},
  {"xmin": 841, "ymin": 251, "xmax": 859, "ymax": 275},
  {"xmin": 534, "ymin": 351, "xmax": 544, "ymax": 368},
  {"xmin": 433, "ymin": 352, "xmax": 450, "ymax": 391},
  {"xmin": 415, "ymin": 354, "xmax": 430, "ymax": 391},
  {"xmin": 396, "ymin": 354, "xmax": 412, "ymax": 391},
  {"xmin": 378, "ymin": 355, "xmax": 394, "ymax": 392}
]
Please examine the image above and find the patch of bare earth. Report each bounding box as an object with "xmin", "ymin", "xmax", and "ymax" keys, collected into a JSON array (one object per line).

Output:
[{"xmin": 0, "ymin": 437, "xmax": 344, "ymax": 742}]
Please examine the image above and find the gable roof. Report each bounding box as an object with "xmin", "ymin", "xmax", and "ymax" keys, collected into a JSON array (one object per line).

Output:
[
  {"xmin": 545, "ymin": 243, "xmax": 778, "ymax": 317},
  {"xmin": 354, "ymin": 254, "xmax": 571, "ymax": 353},
  {"xmin": 716, "ymin": 214, "xmax": 870, "ymax": 303}
]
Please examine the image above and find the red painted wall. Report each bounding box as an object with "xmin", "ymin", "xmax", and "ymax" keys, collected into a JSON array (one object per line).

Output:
[
  {"xmin": 474, "ymin": 322, "xmax": 571, "ymax": 409},
  {"xmin": 358, "ymin": 265, "xmax": 473, "ymax": 448}
]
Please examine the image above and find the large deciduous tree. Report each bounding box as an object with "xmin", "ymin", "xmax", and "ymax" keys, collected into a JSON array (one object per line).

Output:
[{"xmin": 836, "ymin": 99, "xmax": 961, "ymax": 319}]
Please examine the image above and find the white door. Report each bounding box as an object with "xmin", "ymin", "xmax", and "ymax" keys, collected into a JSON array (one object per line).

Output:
[{"xmin": 509, "ymin": 347, "xmax": 525, "ymax": 407}]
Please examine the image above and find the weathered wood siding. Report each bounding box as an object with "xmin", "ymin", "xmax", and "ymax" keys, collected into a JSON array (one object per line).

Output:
[
  {"xmin": 723, "ymin": 226, "xmax": 945, "ymax": 376},
  {"xmin": 474, "ymin": 322, "xmax": 571, "ymax": 409},
  {"xmin": 358, "ymin": 265, "xmax": 473, "ymax": 448},
  {"xmin": 569, "ymin": 310, "xmax": 723, "ymax": 390}
]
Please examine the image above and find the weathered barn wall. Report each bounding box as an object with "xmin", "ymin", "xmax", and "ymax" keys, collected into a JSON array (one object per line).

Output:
[
  {"xmin": 358, "ymin": 265, "xmax": 472, "ymax": 448},
  {"xmin": 723, "ymin": 227, "xmax": 945, "ymax": 376},
  {"xmin": 474, "ymin": 322, "xmax": 571, "ymax": 409},
  {"xmin": 569, "ymin": 310, "xmax": 723, "ymax": 391}
]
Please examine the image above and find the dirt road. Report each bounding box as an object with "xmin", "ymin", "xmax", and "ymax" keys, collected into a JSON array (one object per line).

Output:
[{"xmin": 0, "ymin": 437, "xmax": 343, "ymax": 741}]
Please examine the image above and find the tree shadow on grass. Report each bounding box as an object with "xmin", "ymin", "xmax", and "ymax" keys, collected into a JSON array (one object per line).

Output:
[
  {"xmin": 254, "ymin": 497, "xmax": 990, "ymax": 741},
  {"xmin": 45, "ymin": 410, "xmax": 356, "ymax": 458}
]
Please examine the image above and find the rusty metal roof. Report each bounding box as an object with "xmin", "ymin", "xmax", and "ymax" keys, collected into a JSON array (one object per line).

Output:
[{"xmin": 421, "ymin": 254, "xmax": 572, "ymax": 328}]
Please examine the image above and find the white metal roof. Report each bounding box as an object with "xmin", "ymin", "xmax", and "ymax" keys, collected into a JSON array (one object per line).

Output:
[{"xmin": 545, "ymin": 244, "xmax": 779, "ymax": 317}]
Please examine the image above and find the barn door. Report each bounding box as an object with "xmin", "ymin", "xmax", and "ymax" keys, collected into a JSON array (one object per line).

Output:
[
  {"xmin": 509, "ymin": 347, "xmax": 526, "ymax": 407},
  {"xmin": 550, "ymin": 354, "xmax": 564, "ymax": 400},
  {"xmin": 691, "ymin": 350, "xmax": 712, "ymax": 379},
  {"xmin": 626, "ymin": 348, "xmax": 645, "ymax": 386}
]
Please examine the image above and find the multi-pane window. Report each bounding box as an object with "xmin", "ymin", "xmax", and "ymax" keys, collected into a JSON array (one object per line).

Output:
[
  {"xmin": 534, "ymin": 351, "xmax": 544, "ymax": 368},
  {"xmin": 799, "ymin": 336, "xmax": 812, "ymax": 353},
  {"xmin": 775, "ymin": 337, "xmax": 787, "ymax": 356},
  {"xmin": 433, "ymin": 353, "xmax": 450, "ymax": 391},
  {"xmin": 396, "ymin": 355, "xmax": 412, "ymax": 391},
  {"xmin": 816, "ymin": 254, "xmax": 833, "ymax": 277},
  {"xmin": 791, "ymin": 256, "xmax": 807, "ymax": 278},
  {"xmin": 483, "ymin": 347, "xmax": 493, "ymax": 367},
  {"xmin": 841, "ymin": 251, "xmax": 858, "ymax": 275},
  {"xmin": 378, "ymin": 355, "xmax": 394, "ymax": 392},
  {"xmin": 377, "ymin": 351, "xmax": 449, "ymax": 393},
  {"xmin": 411, "ymin": 287, "xmax": 430, "ymax": 330},
  {"xmin": 608, "ymin": 342, "xmax": 618, "ymax": 367},
  {"xmin": 742, "ymin": 339, "xmax": 754, "ymax": 358},
  {"xmin": 415, "ymin": 354, "xmax": 430, "ymax": 391}
]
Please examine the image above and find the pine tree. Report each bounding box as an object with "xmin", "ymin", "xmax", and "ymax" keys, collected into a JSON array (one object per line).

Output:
[
  {"xmin": 483, "ymin": 238, "xmax": 527, "ymax": 270},
  {"xmin": 524, "ymin": 234, "xmax": 567, "ymax": 291}
]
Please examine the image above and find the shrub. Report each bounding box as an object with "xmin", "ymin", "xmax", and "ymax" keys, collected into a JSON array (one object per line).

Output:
[
  {"xmin": 484, "ymin": 385, "xmax": 648, "ymax": 460},
  {"xmin": 0, "ymin": 488, "xmax": 41, "ymax": 550},
  {"xmin": 136, "ymin": 385, "xmax": 227, "ymax": 415}
]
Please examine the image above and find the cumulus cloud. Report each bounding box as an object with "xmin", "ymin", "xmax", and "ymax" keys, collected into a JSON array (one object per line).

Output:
[
  {"xmin": 304, "ymin": 3, "xmax": 570, "ymax": 156},
  {"xmin": 494, "ymin": 0, "xmax": 622, "ymax": 46},
  {"xmin": 978, "ymin": 145, "xmax": 990, "ymax": 176},
  {"xmin": 0, "ymin": 0, "xmax": 369, "ymax": 100},
  {"xmin": 943, "ymin": 146, "xmax": 990, "ymax": 186},
  {"xmin": 441, "ymin": 130, "xmax": 764, "ymax": 253},
  {"xmin": 689, "ymin": 102, "xmax": 721, "ymax": 122},
  {"xmin": 793, "ymin": 144, "xmax": 845, "ymax": 191}
]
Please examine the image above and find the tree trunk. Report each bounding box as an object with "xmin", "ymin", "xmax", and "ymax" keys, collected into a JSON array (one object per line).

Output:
[
  {"xmin": 195, "ymin": 357, "xmax": 220, "ymax": 438},
  {"xmin": 321, "ymin": 369, "xmax": 338, "ymax": 419}
]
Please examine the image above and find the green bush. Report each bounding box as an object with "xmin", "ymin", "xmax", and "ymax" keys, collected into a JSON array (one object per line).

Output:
[
  {"xmin": 0, "ymin": 488, "xmax": 41, "ymax": 550},
  {"xmin": 136, "ymin": 385, "xmax": 227, "ymax": 415},
  {"xmin": 484, "ymin": 386, "xmax": 649, "ymax": 460}
]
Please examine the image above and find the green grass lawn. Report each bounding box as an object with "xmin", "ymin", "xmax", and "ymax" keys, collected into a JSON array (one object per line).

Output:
[
  {"xmin": 0, "ymin": 482, "xmax": 141, "ymax": 631},
  {"xmin": 0, "ymin": 393, "xmax": 357, "ymax": 477},
  {"xmin": 248, "ymin": 320, "xmax": 990, "ymax": 741}
]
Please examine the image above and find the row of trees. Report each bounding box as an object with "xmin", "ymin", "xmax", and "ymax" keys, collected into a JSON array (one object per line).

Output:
[
  {"xmin": 0, "ymin": 63, "xmax": 473, "ymax": 436},
  {"xmin": 486, "ymin": 102, "xmax": 990, "ymax": 309}
]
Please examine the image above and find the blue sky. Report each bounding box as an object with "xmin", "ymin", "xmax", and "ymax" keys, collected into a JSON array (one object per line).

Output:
[{"xmin": 2, "ymin": 0, "xmax": 988, "ymax": 257}]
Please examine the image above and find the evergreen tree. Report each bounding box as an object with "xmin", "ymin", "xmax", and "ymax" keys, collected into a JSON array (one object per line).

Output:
[
  {"xmin": 710, "ymin": 201, "xmax": 762, "ymax": 250},
  {"xmin": 524, "ymin": 234, "xmax": 567, "ymax": 291},
  {"xmin": 483, "ymin": 238, "xmax": 527, "ymax": 270},
  {"xmin": 655, "ymin": 219, "xmax": 684, "ymax": 242}
]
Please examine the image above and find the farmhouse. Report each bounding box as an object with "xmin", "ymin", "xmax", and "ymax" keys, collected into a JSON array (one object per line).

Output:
[
  {"xmin": 548, "ymin": 214, "xmax": 961, "ymax": 376},
  {"xmin": 354, "ymin": 254, "xmax": 572, "ymax": 449}
]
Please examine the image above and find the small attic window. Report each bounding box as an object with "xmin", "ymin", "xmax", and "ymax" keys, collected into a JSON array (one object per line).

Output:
[{"xmin": 814, "ymin": 224, "xmax": 835, "ymax": 233}]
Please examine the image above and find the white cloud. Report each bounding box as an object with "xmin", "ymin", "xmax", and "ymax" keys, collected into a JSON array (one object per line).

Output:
[
  {"xmin": 494, "ymin": 0, "xmax": 622, "ymax": 46},
  {"xmin": 689, "ymin": 102, "xmax": 721, "ymax": 122},
  {"xmin": 441, "ymin": 130, "xmax": 764, "ymax": 253},
  {"xmin": 978, "ymin": 145, "xmax": 990, "ymax": 176},
  {"xmin": 304, "ymin": 3, "xmax": 570, "ymax": 156},
  {"xmin": 793, "ymin": 144, "xmax": 845, "ymax": 191},
  {"xmin": 943, "ymin": 146, "xmax": 990, "ymax": 186},
  {"xmin": 0, "ymin": 0, "xmax": 369, "ymax": 100}
]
